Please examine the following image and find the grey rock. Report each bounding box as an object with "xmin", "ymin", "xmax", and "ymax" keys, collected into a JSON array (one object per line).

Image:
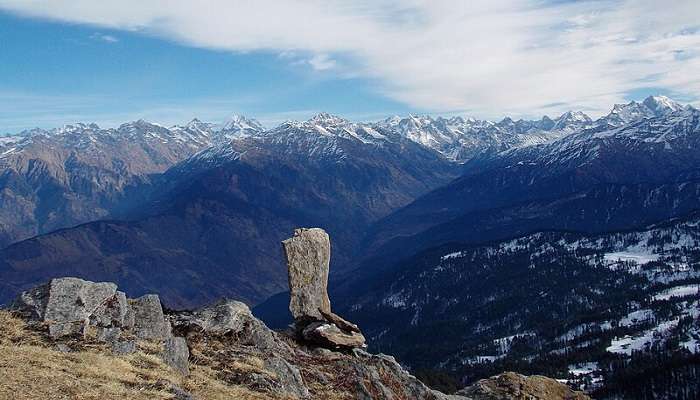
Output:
[
  {"xmin": 55, "ymin": 343, "xmax": 72, "ymax": 353},
  {"xmin": 129, "ymin": 294, "xmax": 171, "ymax": 340},
  {"xmin": 90, "ymin": 291, "xmax": 129, "ymax": 328},
  {"xmin": 95, "ymin": 327, "xmax": 122, "ymax": 343},
  {"xmin": 282, "ymin": 228, "xmax": 332, "ymax": 322},
  {"xmin": 111, "ymin": 339, "xmax": 137, "ymax": 355},
  {"xmin": 264, "ymin": 356, "xmax": 310, "ymax": 399},
  {"xmin": 171, "ymin": 299, "xmax": 283, "ymax": 352},
  {"xmin": 11, "ymin": 277, "xmax": 118, "ymax": 338},
  {"xmin": 162, "ymin": 336, "xmax": 190, "ymax": 375},
  {"xmin": 172, "ymin": 299, "xmax": 251, "ymax": 334},
  {"xmin": 301, "ymin": 321, "xmax": 366, "ymax": 349}
]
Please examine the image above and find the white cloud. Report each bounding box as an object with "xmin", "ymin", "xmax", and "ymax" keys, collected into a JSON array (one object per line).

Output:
[
  {"xmin": 90, "ymin": 33, "xmax": 118, "ymax": 42},
  {"xmin": 1, "ymin": 0, "xmax": 698, "ymax": 118}
]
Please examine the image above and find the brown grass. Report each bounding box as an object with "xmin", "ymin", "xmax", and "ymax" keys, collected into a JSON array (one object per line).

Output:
[{"xmin": 0, "ymin": 311, "xmax": 281, "ymax": 400}]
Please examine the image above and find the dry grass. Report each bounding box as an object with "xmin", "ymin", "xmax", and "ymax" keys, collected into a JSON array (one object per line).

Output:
[{"xmin": 0, "ymin": 311, "xmax": 281, "ymax": 400}]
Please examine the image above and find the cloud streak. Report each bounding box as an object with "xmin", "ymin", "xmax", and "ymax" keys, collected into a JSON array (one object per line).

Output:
[{"xmin": 1, "ymin": 0, "xmax": 698, "ymax": 118}]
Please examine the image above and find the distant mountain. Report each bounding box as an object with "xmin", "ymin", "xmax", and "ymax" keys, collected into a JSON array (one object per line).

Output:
[
  {"xmin": 0, "ymin": 120, "xmax": 216, "ymax": 248},
  {"xmin": 374, "ymin": 112, "xmax": 582, "ymax": 163},
  {"xmin": 0, "ymin": 113, "xmax": 459, "ymax": 307},
  {"xmin": 363, "ymin": 99, "xmax": 700, "ymax": 270},
  {"xmin": 341, "ymin": 212, "xmax": 700, "ymax": 398}
]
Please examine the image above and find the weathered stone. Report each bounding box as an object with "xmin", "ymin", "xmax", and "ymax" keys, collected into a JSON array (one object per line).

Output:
[
  {"xmin": 320, "ymin": 309, "xmax": 361, "ymax": 333},
  {"xmin": 171, "ymin": 299, "xmax": 283, "ymax": 352},
  {"xmin": 11, "ymin": 277, "xmax": 118, "ymax": 338},
  {"xmin": 95, "ymin": 327, "xmax": 122, "ymax": 343},
  {"xmin": 55, "ymin": 343, "xmax": 72, "ymax": 353},
  {"xmin": 301, "ymin": 321, "xmax": 366, "ymax": 349},
  {"xmin": 172, "ymin": 299, "xmax": 251, "ymax": 334},
  {"xmin": 90, "ymin": 291, "xmax": 129, "ymax": 328},
  {"xmin": 129, "ymin": 294, "xmax": 171, "ymax": 340},
  {"xmin": 162, "ymin": 336, "xmax": 190, "ymax": 375},
  {"xmin": 111, "ymin": 339, "xmax": 137, "ymax": 355},
  {"xmin": 282, "ymin": 228, "xmax": 331, "ymax": 322},
  {"xmin": 264, "ymin": 356, "xmax": 310, "ymax": 399}
]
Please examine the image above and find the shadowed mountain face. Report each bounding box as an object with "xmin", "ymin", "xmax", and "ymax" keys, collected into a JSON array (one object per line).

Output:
[
  {"xmin": 0, "ymin": 115, "xmax": 460, "ymax": 308},
  {"xmin": 361, "ymin": 105, "xmax": 700, "ymax": 272},
  {"xmin": 0, "ymin": 120, "xmax": 221, "ymax": 248}
]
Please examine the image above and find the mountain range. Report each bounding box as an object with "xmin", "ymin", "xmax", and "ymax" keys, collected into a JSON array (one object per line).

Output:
[{"xmin": 1, "ymin": 95, "xmax": 699, "ymax": 397}]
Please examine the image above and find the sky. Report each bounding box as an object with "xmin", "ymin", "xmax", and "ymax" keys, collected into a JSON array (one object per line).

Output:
[{"xmin": 0, "ymin": 0, "xmax": 699, "ymax": 133}]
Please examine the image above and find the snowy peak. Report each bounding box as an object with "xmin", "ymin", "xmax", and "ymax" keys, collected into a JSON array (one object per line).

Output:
[
  {"xmin": 553, "ymin": 111, "xmax": 592, "ymax": 131},
  {"xmin": 308, "ymin": 112, "xmax": 347, "ymax": 126},
  {"xmin": 642, "ymin": 95, "xmax": 684, "ymax": 116},
  {"xmin": 220, "ymin": 114, "xmax": 264, "ymax": 135}
]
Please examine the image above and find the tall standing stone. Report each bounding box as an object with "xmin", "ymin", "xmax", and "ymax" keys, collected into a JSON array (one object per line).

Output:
[{"xmin": 282, "ymin": 228, "xmax": 332, "ymax": 322}]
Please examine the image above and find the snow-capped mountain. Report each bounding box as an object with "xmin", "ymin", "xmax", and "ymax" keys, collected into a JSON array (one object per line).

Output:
[
  {"xmin": 362, "ymin": 99, "xmax": 700, "ymax": 287},
  {"xmin": 217, "ymin": 114, "xmax": 264, "ymax": 141},
  {"xmin": 374, "ymin": 113, "xmax": 580, "ymax": 162}
]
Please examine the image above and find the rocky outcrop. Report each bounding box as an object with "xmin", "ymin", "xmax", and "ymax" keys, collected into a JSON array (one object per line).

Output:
[
  {"xmin": 456, "ymin": 372, "xmax": 590, "ymax": 400},
  {"xmin": 282, "ymin": 227, "xmax": 366, "ymax": 349},
  {"xmin": 3, "ymin": 277, "xmax": 589, "ymax": 399},
  {"xmin": 9, "ymin": 277, "xmax": 187, "ymax": 374}
]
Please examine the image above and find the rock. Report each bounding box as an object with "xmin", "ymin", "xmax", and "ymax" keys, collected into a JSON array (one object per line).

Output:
[
  {"xmin": 90, "ymin": 291, "xmax": 129, "ymax": 328},
  {"xmin": 129, "ymin": 294, "xmax": 171, "ymax": 340},
  {"xmin": 162, "ymin": 336, "xmax": 190, "ymax": 375},
  {"xmin": 282, "ymin": 228, "xmax": 332, "ymax": 322},
  {"xmin": 111, "ymin": 339, "xmax": 137, "ymax": 355},
  {"xmin": 171, "ymin": 299, "xmax": 282, "ymax": 352},
  {"xmin": 172, "ymin": 299, "xmax": 252, "ymax": 334},
  {"xmin": 55, "ymin": 343, "xmax": 72, "ymax": 353},
  {"xmin": 456, "ymin": 372, "xmax": 591, "ymax": 400},
  {"xmin": 11, "ymin": 277, "xmax": 118, "ymax": 338},
  {"xmin": 301, "ymin": 321, "xmax": 366, "ymax": 349},
  {"xmin": 95, "ymin": 327, "xmax": 121, "ymax": 343},
  {"xmin": 264, "ymin": 356, "xmax": 310, "ymax": 399},
  {"xmin": 319, "ymin": 309, "xmax": 361, "ymax": 333}
]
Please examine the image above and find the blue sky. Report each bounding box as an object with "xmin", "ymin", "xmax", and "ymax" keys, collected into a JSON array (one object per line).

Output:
[
  {"xmin": 0, "ymin": 11, "xmax": 409, "ymax": 132},
  {"xmin": 0, "ymin": 1, "xmax": 698, "ymax": 133}
]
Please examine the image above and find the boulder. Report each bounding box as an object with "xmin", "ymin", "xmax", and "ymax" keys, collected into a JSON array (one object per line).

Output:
[
  {"xmin": 282, "ymin": 228, "xmax": 332, "ymax": 322},
  {"xmin": 171, "ymin": 299, "xmax": 282, "ymax": 352},
  {"xmin": 129, "ymin": 294, "xmax": 171, "ymax": 340},
  {"xmin": 162, "ymin": 337, "xmax": 190, "ymax": 375},
  {"xmin": 11, "ymin": 277, "xmax": 118, "ymax": 338}
]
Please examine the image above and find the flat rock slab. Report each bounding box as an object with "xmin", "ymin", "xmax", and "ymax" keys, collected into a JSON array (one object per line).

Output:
[
  {"xmin": 302, "ymin": 321, "xmax": 366, "ymax": 349},
  {"xmin": 282, "ymin": 228, "xmax": 332, "ymax": 322}
]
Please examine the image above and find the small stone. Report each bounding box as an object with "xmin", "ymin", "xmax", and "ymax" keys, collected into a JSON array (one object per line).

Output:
[
  {"xmin": 282, "ymin": 228, "xmax": 332, "ymax": 322},
  {"xmin": 96, "ymin": 327, "xmax": 122, "ymax": 343},
  {"xmin": 111, "ymin": 340, "xmax": 137, "ymax": 355},
  {"xmin": 162, "ymin": 337, "xmax": 190, "ymax": 375},
  {"xmin": 55, "ymin": 343, "xmax": 72, "ymax": 353}
]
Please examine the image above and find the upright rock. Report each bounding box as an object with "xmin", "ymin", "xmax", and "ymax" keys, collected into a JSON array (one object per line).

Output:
[
  {"xmin": 282, "ymin": 228, "xmax": 366, "ymax": 349},
  {"xmin": 282, "ymin": 228, "xmax": 332, "ymax": 322},
  {"xmin": 129, "ymin": 294, "xmax": 171, "ymax": 340}
]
